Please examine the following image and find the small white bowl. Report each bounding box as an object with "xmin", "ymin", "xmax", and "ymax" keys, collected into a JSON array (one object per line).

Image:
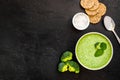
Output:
[{"xmin": 72, "ymin": 12, "xmax": 90, "ymax": 30}]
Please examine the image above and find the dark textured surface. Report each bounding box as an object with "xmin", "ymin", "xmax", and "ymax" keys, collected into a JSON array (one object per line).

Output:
[{"xmin": 0, "ymin": 0, "xmax": 120, "ymax": 80}]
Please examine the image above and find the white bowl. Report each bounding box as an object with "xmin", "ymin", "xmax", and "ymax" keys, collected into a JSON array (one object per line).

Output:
[
  {"xmin": 72, "ymin": 12, "xmax": 90, "ymax": 30},
  {"xmin": 75, "ymin": 32, "xmax": 113, "ymax": 70}
]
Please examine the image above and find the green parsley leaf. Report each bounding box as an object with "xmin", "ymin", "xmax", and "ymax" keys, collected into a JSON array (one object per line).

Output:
[
  {"xmin": 94, "ymin": 49, "xmax": 104, "ymax": 57},
  {"xmin": 94, "ymin": 42, "xmax": 100, "ymax": 49},
  {"xmin": 100, "ymin": 42, "xmax": 107, "ymax": 50}
]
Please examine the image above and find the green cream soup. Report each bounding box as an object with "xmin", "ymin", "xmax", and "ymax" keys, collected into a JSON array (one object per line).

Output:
[{"xmin": 75, "ymin": 32, "xmax": 113, "ymax": 70}]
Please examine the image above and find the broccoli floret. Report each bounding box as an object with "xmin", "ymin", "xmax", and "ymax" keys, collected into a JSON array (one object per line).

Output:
[
  {"xmin": 58, "ymin": 51, "xmax": 80, "ymax": 74},
  {"xmin": 58, "ymin": 62, "xmax": 68, "ymax": 72},
  {"xmin": 61, "ymin": 51, "xmax": 73, "ymax": 62},
  {"xmin": 67, "ymin": 61, "xmax": 80, "ymax": 73}
]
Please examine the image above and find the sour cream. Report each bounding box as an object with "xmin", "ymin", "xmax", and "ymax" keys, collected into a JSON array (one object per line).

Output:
[{"xmin": 72, "ymin": 12, "xmax": 90, "ymax": 30}]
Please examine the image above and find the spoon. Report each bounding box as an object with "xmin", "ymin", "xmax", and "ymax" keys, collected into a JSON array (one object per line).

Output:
[{"xmin": 104, "ymin": 16, "xmax": 120, "ymax": 44}]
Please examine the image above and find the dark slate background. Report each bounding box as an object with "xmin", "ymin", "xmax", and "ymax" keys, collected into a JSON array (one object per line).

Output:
[{"xmin": 0, "ymin": 0, "xmax": 120, "ymax": 80}]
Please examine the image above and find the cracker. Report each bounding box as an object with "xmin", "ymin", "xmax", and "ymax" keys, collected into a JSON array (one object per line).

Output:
[
  {"xmin": 85, "ymin": 9, "xmax": 98, "ymax": 16},
  {"xmin": 85, "ymin": 2, "xmax": 107, "ymax": 16},
  {"xmin": 89, "ymin": 14, "xmax": 101, "ymax": 24},
  {"xmin": 80, "ymin": 0, "xmax": 94, "ymax": 9},
  {"xmin": 89, "ymin": 0, "xmax": 100, "ymax": 11},
  {"xmin": 97, "ymin": 3, "xmax": 107, "ymax": 16}
]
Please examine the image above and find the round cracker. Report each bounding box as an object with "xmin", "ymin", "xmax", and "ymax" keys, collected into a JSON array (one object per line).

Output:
[
  {"xmin": 86, "ymin": 2, "xmax": 106, "ymax": 16},
  {"xmin": 89, "ymin": 0, "xmax": 100, "ymax": 10},
  {"xmin": 97, "ymin": 3, "xmax": 107, "ymax": 16},
  {"xmin": 89, "ymin": 14, "xmax": 101, "ymax": 24},
  {"xmin": 85, "ymin": 9, "xmax": 98, "ymax": 16},
  {"xmin": 80, "ymin": 0, "xmax": 94, "ymax": 9}
]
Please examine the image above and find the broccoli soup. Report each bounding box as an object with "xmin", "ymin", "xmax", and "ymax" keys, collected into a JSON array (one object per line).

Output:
[{"xmin": 75, "ymin": 32, "xmax": 113, "ymax": 70}]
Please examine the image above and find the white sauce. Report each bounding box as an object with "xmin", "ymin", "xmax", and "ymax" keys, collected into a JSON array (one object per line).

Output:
[{"xmin": 72, "ymin": 12, "xmax": 90, "ymax": 30}]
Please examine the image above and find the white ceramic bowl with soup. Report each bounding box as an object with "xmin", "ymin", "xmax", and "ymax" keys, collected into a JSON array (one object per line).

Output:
[{"xmin": 75, "ymin": 32, "xmax": 113, "ymax": 70}]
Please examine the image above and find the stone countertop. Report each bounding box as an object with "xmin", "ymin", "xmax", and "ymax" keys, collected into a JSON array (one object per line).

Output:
[{"xmin": 0, "ymin": 0, "xmax": 120, "ymax": 80}]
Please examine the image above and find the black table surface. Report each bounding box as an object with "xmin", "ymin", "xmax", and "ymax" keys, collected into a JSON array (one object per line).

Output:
[{"xmin": 0, "ymin": 0, "xmax": 120, "ymax": 80}]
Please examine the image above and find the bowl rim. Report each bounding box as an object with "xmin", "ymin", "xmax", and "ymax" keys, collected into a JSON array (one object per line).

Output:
[{"xmin": 75, "ymin": 32, "xmax": 113, "ymax": 70}]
